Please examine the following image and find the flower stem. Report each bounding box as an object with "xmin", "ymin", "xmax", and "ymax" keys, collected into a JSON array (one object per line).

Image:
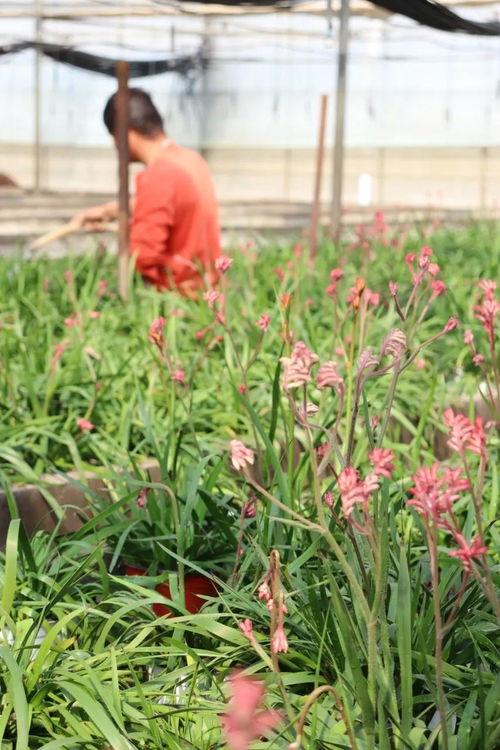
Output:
[
  {"xmin": 376, "ymin": 360, "xmax": 402, "ymax": 448},
  {"xmin": 344, "ymin": 314, "xmax": 358, "ymax": 449},
  {"xmin": 463, "ymin": 455, "xmax": 484, "ymax": 540},
  {"xmin": 429, "ymin": 523, "xmax": 448, "ymax": 750},
  {"xmin": 489, "ymin": 338, "xmax": 500, "ymax": 401},
  {"xmin": 244, "ymin": 473, "xmax": 324, "ymax": 533},
  {"xmin": 291, "ymin": 685, "xmax": 358, "ymax": 750},
  {"xmin": 367, "ymin": 523, "xmax": 383, "ymax": 721},
  {"xmin": 471, "ymin": 563, "xmax": 500, "ymax": 621},
  {"xmin": 245, "ymin": 473, "xmax": 371, "ymax": 621}
]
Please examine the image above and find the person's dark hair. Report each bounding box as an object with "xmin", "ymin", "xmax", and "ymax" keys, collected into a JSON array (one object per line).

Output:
[{"xmin": 103, "ymin": 88, "xmax": 164, "ymax": 137}]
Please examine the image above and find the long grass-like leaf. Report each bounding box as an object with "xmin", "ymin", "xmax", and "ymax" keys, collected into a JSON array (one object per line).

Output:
[
  {"xmin": 397, "ymin": 544, "xmax": 413, "ymax": 744},
  {"xmin": 1, "ymin": 520, "xmax": 20, "ymax": 616},
  {"xmin": 58, "ymin": 680, "xmax": 134, "ymax": 750},
  {"xmin": 0, "ymin": 645, "xmax": 30, "ymax": 750}
]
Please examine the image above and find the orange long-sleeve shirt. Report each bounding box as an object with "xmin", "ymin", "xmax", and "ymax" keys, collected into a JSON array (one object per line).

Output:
[{"xmin": 130, "ymin": 142, "xmax": 220, "ymax": 293}]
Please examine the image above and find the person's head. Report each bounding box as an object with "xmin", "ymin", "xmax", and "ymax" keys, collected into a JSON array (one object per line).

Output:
[{"xmin": 103, "ymin": 88, "xmax": 165, "ymax": 162}]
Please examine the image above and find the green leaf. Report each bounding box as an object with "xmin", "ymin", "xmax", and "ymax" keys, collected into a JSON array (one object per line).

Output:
[
  {"xmin": 457, "ymin": 689, "xmax": 477, "ymax": 747},
  {"xmin": 0, "ymin": 645, "xmax": 30, "ymax": 750},
  {"xmin": 397, "ymin": 544, "xmax": 413, "ymax": 742},
  {"xmin": 235, "ymin": 388, "xmax": 290, "ymax": 505},
  {"xmin": 268, "ymin": 355, "xmax": 283, "ymax": 443},
  {"xmin": 58, "ymin": 681, "xmax": 134, "ymax": 750},
  {"xmin": 1, "ymin": 520, "xmax": 20, "ymax": 616}
]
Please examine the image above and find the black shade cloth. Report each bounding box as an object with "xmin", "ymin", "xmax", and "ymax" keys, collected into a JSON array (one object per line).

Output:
[
  {"xmin": 0, "ymin": 41, "xmax": 32, "ymax": 56},
  {"xmin": 369, "ymin": 0, "xmax": 500, "ymax": 35},
  {"xmin": 1, "ymin": 0, "xmax": 499, "ymax": 45},
  {"xmin": 39, "ymin": 43, "xmax": 203, "ymax": 77},
  {"xmin": 182, "ymin": 0, "xmax": 293, "ymax": 3},
  {"xmin": 0, "ymin": 41, "xmax": 204, "ymax": 77},
  {"xmin": 126, "ymin": 0, "xmax": 500, "ymax": 36}
]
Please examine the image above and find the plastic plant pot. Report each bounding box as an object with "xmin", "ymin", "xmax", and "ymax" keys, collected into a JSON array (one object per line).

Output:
[{"xmin": 124, "ymin": 564, "xmax": 218, "ymax": 617}]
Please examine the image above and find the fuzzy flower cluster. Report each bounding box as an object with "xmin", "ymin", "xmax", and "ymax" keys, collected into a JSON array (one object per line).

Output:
[
  {"xmin": 325, "ymin": 267, "xmax": 343, "ymax": 298},
  {"xmin": 280, "ymin": 341, "xmax": 319, "ymax": 390},
  {"xmin": 474, "ymin": 279, "xmax": 499, "ymax": 346},
  {"xmin": 370, "ymin": 210, "xmax": 388, "ymax": 238},
  {"xmin": 390, "ymin": 245, "xmax": 448, "ymax": 321},
  {"xmin": 238, "ymin": 555, "xmax": 289, "ymax": 658},
  {"xmin": 296, "ymin": 402, "xmax": 319, "ymax": 424},
  {"xmin": 408, "ymin": 463, "xmax": 470, "ymax": 527},
  {"xmin": 229, "ymin": 440, "xmax": 255, "ymax": 471},
  {"xmin": 203, "ymin": 289, "xmax": 226, "ymax": 324},
  {"xmin": 346, "ymin": 277, "xmax": 380, "ymax": 309},
  {"xmin": 242, "ymin": 495, "xmax": 257, "ymax": 519},
  {"xmin": 430, "ymin": 280, "xmax": 447, "ymax": 299},
  {"xmin": 215, "ymin": 255, "xmax": 233, "ymax": 274},
  {"xmin": 76, "ymin": 417, "xmax": 94, "ymax": 432},
  {"xmin": 448, "ymin": 534, "xmax": 488, "ymax": 574},
  {"xmin": 203, "ymin": 290, "xmax": 220, "ymax": 309},
  {"xmin": 148, "ymin": 317, "xmax": 166, "ymax": 351},
  {"xmin": 346, "ymin": 277, "xmax": 364, "ymax": 309},
  {"xmin": 281, "ymin": 342, "xmax": 345, "ymax": 400},
  {"xmin": 337, "ymin": 449, "xmax": 395, "ymax": 532},
  {"xmin": 221, "ymin": 671, "xmax": 282, "ymax": 750},
  {"xmin": 443, "ymin": 408, "xmax": 487, "ymax": 460},
  {"xmin": 357, "ymin": 348, "xmax": 379, "ymax": 378},
  {"xmin": 408, "ymin": 461, "xmax": 487, "ymax": 573},
  {"xmin": 136, "ymin": 489, "xmax": 148, "ymax": 508},
  {"xmin": 316, "ymin": 361, "xmax": 343, "ymax": 391},
  {"xmin": 258, "ymin": 580, "xmax": 289, "ymax": 654},
  {"xmin": 405, "ymin": 246, "xmax": 438, "ymax": 280},
  {"xmin": 463, "ymin": 329, "xmax": 485, "ymax": 367},
  {"xmin": 50, "ymin": 339, "xmax": 70, "ymax": 370},
  {"xmin": 380, "ymin": 328, "xmax": 407, "ymax": 361},
  {"xmin": 172, "ymin": 369, "xmax": 186, "ymax": 384},
  {"xmin": 256, "ymin": 313, "xmax": 271, "ymax": 332}
]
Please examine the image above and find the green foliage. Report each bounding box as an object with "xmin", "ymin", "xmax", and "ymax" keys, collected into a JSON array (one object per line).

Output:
[
  {"xmin": 1, "ymin": 221, "xmax": 497, "ymax": 483},
  {"xmin": 0, "ymin": 221, "xmax": 498, "ymax": 749}
]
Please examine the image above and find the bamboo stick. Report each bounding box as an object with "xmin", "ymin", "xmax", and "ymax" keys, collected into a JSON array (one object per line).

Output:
[{"xmin": 27, "ymin": 220, "xmax": 117, "ymax": 252}]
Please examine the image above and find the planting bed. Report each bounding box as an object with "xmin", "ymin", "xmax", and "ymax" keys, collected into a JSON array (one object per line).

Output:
[{"xmin": 0, "ymin": 219, "xmax": 498, "ymax": 749}]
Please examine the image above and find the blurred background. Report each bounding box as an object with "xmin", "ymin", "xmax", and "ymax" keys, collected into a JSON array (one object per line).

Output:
[{"xmin": 2, "ymin": 0, "xmax": 500, "ymax": 244}]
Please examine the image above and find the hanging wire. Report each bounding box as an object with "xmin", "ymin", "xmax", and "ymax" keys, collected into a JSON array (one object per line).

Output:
[
  {"xmin": 325, "ymin": 0, "xmax": 335, "ymax": 48},
  {"xmin": 326, "ymin": 0, "xmax": 333, "ymax": 36}
]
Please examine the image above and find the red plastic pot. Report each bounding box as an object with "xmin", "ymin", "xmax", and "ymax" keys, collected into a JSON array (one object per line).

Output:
[{"xmin": 124, "ymin": 564, "xmax": 218, "ymax": 617}]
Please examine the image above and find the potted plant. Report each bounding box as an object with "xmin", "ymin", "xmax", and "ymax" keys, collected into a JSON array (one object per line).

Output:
[{"xmin": 90, "ymin": 456, "xmax": 239, "ymax": 616}]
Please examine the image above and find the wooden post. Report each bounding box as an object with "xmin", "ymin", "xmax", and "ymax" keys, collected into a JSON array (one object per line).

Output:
[
  {"xmin": 309, "ymin": 94, "xmax": 329, "ymax": 261},
  {"xmin": 116, "ymin": 61, "xmax": 130, "ymax": 301},
  {"xmin": 331, "ymin": 0, "xmax": 350, "ymax": 245}
]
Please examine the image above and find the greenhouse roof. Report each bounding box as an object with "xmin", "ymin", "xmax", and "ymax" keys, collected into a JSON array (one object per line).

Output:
[{"xmin": 1, "ymin": 1, "xmax": 500, "ymax": 23}]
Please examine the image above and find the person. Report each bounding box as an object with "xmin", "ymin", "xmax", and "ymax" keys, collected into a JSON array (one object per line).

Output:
[{"xmin": 74, "ymin": 88, "xmax": 220, "ymax": 294}]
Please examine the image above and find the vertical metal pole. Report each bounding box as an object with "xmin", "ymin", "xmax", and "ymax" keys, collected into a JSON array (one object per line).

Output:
[
  {"xmin": 116, "ymin": 61, "xmax": 130, "ymax": 301},
  {"xmin": 309, "ymin": 94, "xmax": 329, "ymax": 261},
  {"xmin": 34, "ymin": 0, "xmax": 43, "ymax": 193},
  {"xmin": 199, "ymin": 18, "xmax": 212, "ymax": 159},
  {"xmin": 331, "ymin": 0, "xmax": 350, "ymax": 243}
]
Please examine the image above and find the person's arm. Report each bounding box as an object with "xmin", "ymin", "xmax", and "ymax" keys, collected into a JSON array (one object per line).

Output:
[
  {"xmin": 72, "ymin": 200, "xmax": 118, "ymax": 229},
  {"xmin": 72, "ymin": 198, "xmax": 136, "ymax": 229},
  {"xmin": 130, "ymin": 173, "xmax": 173, "ymax": 286}
]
